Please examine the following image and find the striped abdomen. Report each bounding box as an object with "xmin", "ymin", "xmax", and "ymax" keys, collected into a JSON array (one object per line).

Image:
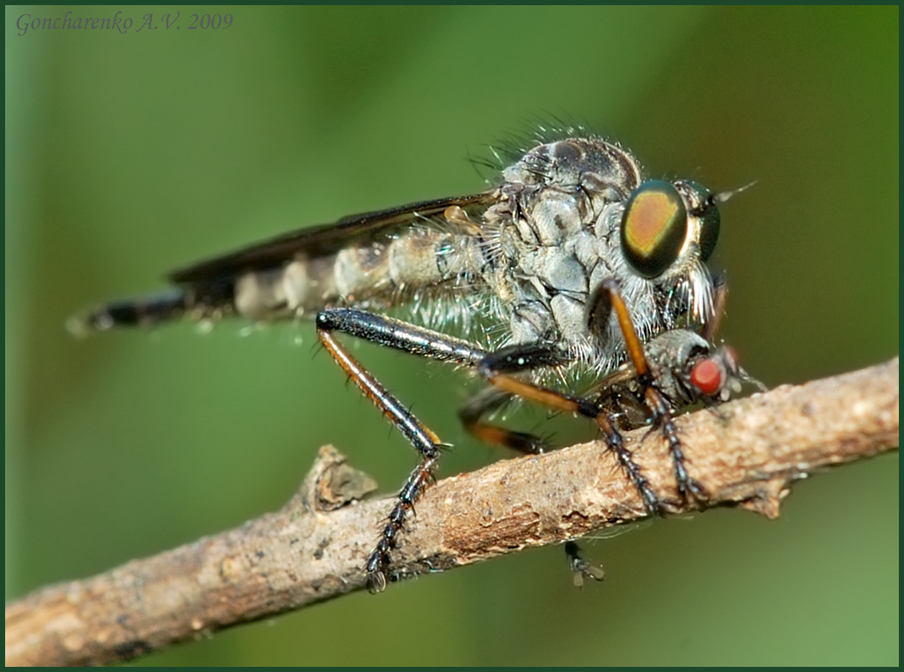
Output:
[{"xmin": 71, "ymin": 227, "xmax": 482, "ymax": 333}]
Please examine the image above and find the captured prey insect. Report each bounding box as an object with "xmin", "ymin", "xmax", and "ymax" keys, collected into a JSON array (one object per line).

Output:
[
  {"xmin": 71, "ymin": 133, "xmax": 745, "ymax": 592},
  {"xmin": 562, "ymin": 311, "xmax": 763, "ymax": 586}
]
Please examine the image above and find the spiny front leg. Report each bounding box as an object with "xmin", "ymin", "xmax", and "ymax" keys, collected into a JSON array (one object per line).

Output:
[
  {"xmin": 643, "ymin": 387, "xmax": 707, "ymax": 504},
  {"xmin": 593, "ymin": 279, "xmax": 707, "ymax": 506}
]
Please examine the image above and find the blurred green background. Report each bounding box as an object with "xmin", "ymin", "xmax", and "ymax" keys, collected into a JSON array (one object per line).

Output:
[{"xmin": 6, "ymin": 6, "xmax": 898, "ymax": 666}]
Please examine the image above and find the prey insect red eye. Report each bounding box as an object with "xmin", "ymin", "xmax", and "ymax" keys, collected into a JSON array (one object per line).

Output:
[{"xmin": 690, "ymin": 357, "xmax": 722, "ymax": 396}]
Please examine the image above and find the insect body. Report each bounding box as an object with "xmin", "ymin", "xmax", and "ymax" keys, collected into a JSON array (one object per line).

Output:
[{"xmin": 72, "ymin": 135, "xmax": 731, "ymax": 591}]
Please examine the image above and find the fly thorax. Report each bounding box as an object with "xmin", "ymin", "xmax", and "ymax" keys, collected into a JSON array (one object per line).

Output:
[
  {"xmin": 502, "ymin": 138, "xmax": 642, "ymax": 203},
  {"xmin": 493, "ymin": 138, "xmax": 645, "ymax": 352},
  {"xmin": 496, "ymin": 192, "xmax": 595, "ymax": 348},
  {"xmin": 494, "ymin": 137, "xmax": 721, "ymax": 361}
]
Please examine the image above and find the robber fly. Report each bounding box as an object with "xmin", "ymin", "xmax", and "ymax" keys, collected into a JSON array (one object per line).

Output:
[{"xmin": 71, "ymin": 133, "xmax": 742, "ymax": 592}]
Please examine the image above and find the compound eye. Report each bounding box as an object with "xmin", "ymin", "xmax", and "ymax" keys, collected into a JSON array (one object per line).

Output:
[{"xmin": 621, "ymin": 181, "xmax": 688, "ymax": 279}]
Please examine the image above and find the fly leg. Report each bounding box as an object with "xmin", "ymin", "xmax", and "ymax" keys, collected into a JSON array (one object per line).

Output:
[
  {"xmin": 592, "ymin": 279, "xmax": 708, "ymax": 505},
  {"xmin": 315, "ymin": 308, "xmax": 488, "ymax": 592},
  {"xmin": 458, "ymin": 387, "xmax": 549, "ymax": 455},
  {"xmin": 319, "ymin": 308, "xmax": 659, "ymax": 513},
  {"xmin": 317, "ymin": 327, "xmax": 438, "ymax": 592},
  {"xmin": 315, "ymin": 306, "xmax": 663, "ymax": 591},
  {"xmin": 470, "ymin": 343, "xmax": 659, "ymax": 581},
  {"xmin": 473, "ymin": 343, "xmax": 663, "ymax": 515}
]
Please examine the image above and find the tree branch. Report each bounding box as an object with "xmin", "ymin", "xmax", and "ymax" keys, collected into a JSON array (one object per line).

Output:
[{"xmin": 6, "ymin": 358, "xmax": 898, "ymax": 666}]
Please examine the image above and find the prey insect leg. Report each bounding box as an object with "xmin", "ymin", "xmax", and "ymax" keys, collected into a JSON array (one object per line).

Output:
[{"xmin": 593, "ymin": 280, "xmax": 707, "ymax": 505}]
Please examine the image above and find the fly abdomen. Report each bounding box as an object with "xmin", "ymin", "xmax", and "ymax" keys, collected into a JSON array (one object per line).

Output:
[
  {"xmin": 235, "ymin": 257, "xmax": 338, "ymax": 320},
  {"xmin": 234, "ymin": 246, "xmax": 395, "ymax": 319},
  {"xmin": 73, "ymin": 226, "xmax": 479, "ymax": 335},
  {"xmin": 332, "ymin": 229, "xmax": 475, "ymax": 301},
  {"xmin": 232, "ymin": 228, "xmax": 476, "ymax": 320},
  {"xmin": 68, "ymin": 288, "xmax": 189, "ymax": 335},
  {"xmin": 69, "ymin": 280, "xmax": 239, "ymax": 335}
]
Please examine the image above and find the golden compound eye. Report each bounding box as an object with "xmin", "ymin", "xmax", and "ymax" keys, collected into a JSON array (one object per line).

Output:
[{"xmin": 621, "ymin": 181, "xmax": 688, "ymax": 278}]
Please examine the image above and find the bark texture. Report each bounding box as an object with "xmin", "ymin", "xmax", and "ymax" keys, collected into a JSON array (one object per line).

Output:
[{"xmin": 5, "ymin": 358, "xmax": 899, "ymax": 666}]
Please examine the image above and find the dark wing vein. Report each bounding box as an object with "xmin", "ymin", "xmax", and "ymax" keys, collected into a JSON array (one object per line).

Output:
[{"xmin": 168, "ymin": 193, "xmax": 496, "ymax": 284}]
